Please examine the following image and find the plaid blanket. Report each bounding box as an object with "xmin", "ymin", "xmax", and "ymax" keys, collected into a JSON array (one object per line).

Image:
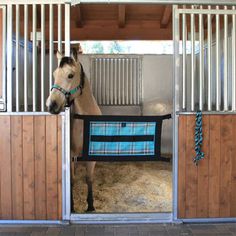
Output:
[{"xmin": 89, "ymin": 121, "xmax": 156, "ymax": 156}]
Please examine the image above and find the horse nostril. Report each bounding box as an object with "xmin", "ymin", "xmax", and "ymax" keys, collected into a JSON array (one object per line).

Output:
[{"xmin": 49, "ymin": 101, "xmax": 58, "ymax": 113}]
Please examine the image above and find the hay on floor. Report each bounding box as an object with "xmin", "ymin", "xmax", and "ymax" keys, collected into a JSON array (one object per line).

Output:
[{"xmin": 72, "ymin": 161, "xmax": 172, "ymax": 213}]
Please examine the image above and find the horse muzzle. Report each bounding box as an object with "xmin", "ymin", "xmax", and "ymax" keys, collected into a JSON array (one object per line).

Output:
[{"xmin": 48, "ymin": 100, "xmax": 61, "ymax": 114}]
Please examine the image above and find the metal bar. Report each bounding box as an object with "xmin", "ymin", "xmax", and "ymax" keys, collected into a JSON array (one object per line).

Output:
[
  {"xmin": 102, "ymin": 59, "xmax": 106, "ymax": 104},
  {"xmin": 182, "ymin": 8, "xmax": 186, "ymax": 110},
  {"xmin": 224, "ymin": 6, "xmax": 228, "ymax": 110},
  {"xmin": 15, "ymin": 5, "xmax": 20, "ymax": 112},
  {"xmin": 3, "ymin": 0, "xmax": 236, "ymax": 5},
  {"xmin": 172, "ymin": 4, "xmax": 180, "ymax": 221},
  {"xmin": 122, "ymin": 59, "xmax": 125, "ymax": 105},
  {"xmin": 49, "ymin": 4, "xmax": 54, "ymax": 94},
  {"xmin": 126, "ymin": 59, "xmax": 129, "ymax": 105},
  {"xmin": 178, "ymin": 111, "xmax": 236, "ymax": 115},
  {"xmin": 216, "ymin": 5, "xmax": 221, "ymax": 111},
  {"xmin": 178, "ymin": 8, "xmax": 236, "ymax": 15},
  {"xmin": 106, "ymin": 59, "xmax": 110, "ymax": 105},
  {"xmin": 118, "ymin": 59, "xmax": 121, "ymax": 105},
  {"xmin": 7, "ymin": 5, "xmax": 13, "ymax": 112},
  {"xmin": 58, "ymin": 4, "xmax": 62, "ymax": 63},
  {"xmin": 114, "ymin": 58, "xmax": 117, "ymax": 105},
  {"xmin": 207, "ymin": 5, "xmax": 212, "ymax": 111},
  {"xmin": 98, "ymin": 58, "xmax": 102, "ymax": 105},
  {"xmin": 190, "ymin": 6, "xmax": 195, "ymax": 111},
  {"xmin": 41, "ymin": 4, "xmax": 45, "ymax": 112},
  {"xmin": 64, "ymin": 4, "xmax": 70, "ymax": 57},
  {"xmin": 133, "ymin": 58, "xmax": 138, "ymax": 105},
  {"xmin": 63, "ymin": 108, "xmax": 71, "ymax": 221},
  {"xmin": 232, "ymin": 6, "xmax": 236, "ymax": 111},
  {"xmin": 137, "ymin": 58, "xmax": 141, "ymax": 105},
  {"xmin": 32, "ymin": 4, "xmax": 37, "ymax": 112},
  {"xmin": 94, "ymin": 59, "xmax": 98, "ymax": 102},
  {"xmin": 24, "ymin": 5, "xmax": 28, "ymax": 112},
  {"xmin": 110, "ymin": 58, "xmax": 113, "ymax": 105},
  {"xmin": 0, "ymin": 112, "xmax": 65, "ymax": 116},
  {"xmin": 130, "ymin": 59, "xmax": 133, "ymax": 105},
  {"xmin": 1, "ymin": 7, "xmax": 6, "ymax": 108},
  {"xmin": 199, "ymin": 5, "xmax": 204, "ymax": 111}
]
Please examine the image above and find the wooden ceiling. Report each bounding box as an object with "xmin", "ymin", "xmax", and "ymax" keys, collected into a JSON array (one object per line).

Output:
[
  {"xmin": 69, "ymin": 4, "xmax": 173, "ymax": 40},
  {"xmin": 16, "ymin": 4, "xmax": 173, "ymax": 41}
]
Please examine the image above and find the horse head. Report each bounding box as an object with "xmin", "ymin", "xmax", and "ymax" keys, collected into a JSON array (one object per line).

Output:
[{"xmin": 46, "ymin": 51, "xmax": 85, "ymax": 114}]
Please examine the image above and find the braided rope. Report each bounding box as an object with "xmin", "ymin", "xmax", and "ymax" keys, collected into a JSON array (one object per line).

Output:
[{"xmin": 194, "ymin": 111, "xmax": 204, "ymax": 165}]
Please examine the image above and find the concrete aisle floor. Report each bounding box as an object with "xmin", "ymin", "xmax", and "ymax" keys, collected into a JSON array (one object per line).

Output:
[{"xmin": 0, "ymin": 223, "xmax": 236, "ymax": 236}]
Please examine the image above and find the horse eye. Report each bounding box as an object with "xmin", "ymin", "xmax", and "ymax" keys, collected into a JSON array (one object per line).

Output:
[{"xmin": 68, "ymin": 73, "xmax": 74, "ymax": 79}]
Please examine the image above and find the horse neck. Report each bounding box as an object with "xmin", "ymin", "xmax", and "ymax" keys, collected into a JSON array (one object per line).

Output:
[{"xmin": 72, "ymin": 78, "xmax": 101, "ymax": 115}]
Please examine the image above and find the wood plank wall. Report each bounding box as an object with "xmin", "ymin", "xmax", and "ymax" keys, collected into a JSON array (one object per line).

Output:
[
  {"xmin": 0, "ymin": 115, "xmax": 62, "ymax": 220},
  {"xmin": 178, "ymin": 115, "xmax": 236, "ymax": 219}
]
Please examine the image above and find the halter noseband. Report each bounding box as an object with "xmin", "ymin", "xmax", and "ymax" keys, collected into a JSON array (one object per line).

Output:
[{"xmin": 51, "ymin": 63, "xmax": 85, "ymax": 107}]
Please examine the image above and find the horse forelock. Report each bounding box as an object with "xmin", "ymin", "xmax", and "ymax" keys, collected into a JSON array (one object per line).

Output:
[{"xmin": 59, "ymin": 56, "xmax": 75, "ymax": 68}]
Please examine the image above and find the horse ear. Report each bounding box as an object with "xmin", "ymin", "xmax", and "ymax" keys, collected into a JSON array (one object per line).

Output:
[
  {"xmin": 71, "ymin": 48, "xmax": 78, "ymax": 62},
  {"xmin": 56, "ymin": 51, "xmax": 63, "ymax": 61}
]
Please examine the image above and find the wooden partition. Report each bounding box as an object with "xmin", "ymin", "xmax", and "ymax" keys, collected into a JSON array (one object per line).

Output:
[
  {"xmin": 0, "ymin": 115, "xmax": 62, "ymax": 220},
  {"xmin": 178, "ymin": 114, "xmax": 236, "ymax": 219},
  {"xmin": 0, "ymin": 8, "xmax": 3, "ymax": 99}
]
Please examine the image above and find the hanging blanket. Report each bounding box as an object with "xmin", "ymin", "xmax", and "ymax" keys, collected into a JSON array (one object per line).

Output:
[{"xmin": 74, "ymin": 114, "xmax": 171, "ymax": 161}]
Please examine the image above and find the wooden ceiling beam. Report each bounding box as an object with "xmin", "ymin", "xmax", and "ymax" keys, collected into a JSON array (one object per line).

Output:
[
  {"xmin": 118, "ymin": 5, "xmax": 126, "ymax": 28},
  {"xmin": 160, "ymin": 6, "xmax": 172, "ymax": 28},
  {"xmin": 76, "ymin": 5, "xmax": 83, "ymax": 28}
]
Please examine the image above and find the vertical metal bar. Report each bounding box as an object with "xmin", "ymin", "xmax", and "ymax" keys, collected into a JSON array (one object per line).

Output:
[
  {"xmin": 207, "ymin": 5, "xmax": 212, "ymax": 111},
  {"xmin": 2, "ymin": 7, "xmax": 6, "ymax": 108},
  {"xmin": 49, "ymin": 4, "xmax": 54, "ymax": 94},
  {"xmin": 118, "ymin": 59, "xmax": 121, "ymax": 105},
  {"xmin": 199, "ymin": 5, "xmax": 204, "ymax": 111},
  {"xmin": 98, "ymin": 58, "xmax": 102, "ymax": 105},
  {"xmin": 182, "ymin": 7, "xmax": 187, "ymax": 110},
  {"xmin": 15, "ymin": 5, "xmax": 20, "ymax": 112},
  {"xmin": 32, "ymin": 4, "xmax": 37, "ymax": 112},
  {"xmin": 130, "ymin": 58, "xmax": 133, "ymax": 105},
  {"xmin": 133, "ymin": 59, "xmax": 137, "ymax": 105},
  {"xmin": 122, "ymin": 58, "xmax": 125, "ymax": 105},
  {"xmin": 190, "ymin": 6, "xmax": 195, "ymax": 111},
  {"xmin": 7, "ymin": 5, "xmax": 12, "ymax": 112},
  {"xmin": 232, "ymin": 6, "xmax": 236, "ymax": 111},
  {"xmin": 58, "ymin": 4, "xmax": 62, "ymax": 57},
  {"xmin": 114, "ymin": 59, "xmax": 117, "ymax": 105},
  {"xmin": 102, "ymin": 59, "xmax": 106, "ymax": 104},
  {"xmin": 224, "ymin": 6, "xmax": 228, "ymax": 111},
  {"xmin": 41, "ymin": 4, "xmax": 45, "ymax": 112},
  {"xmin": 110, "ymin": 58, "xmax": 113, "ymax": 105},
  {"xmin": 137, "ymin": 58, "xmax": 141, "ymax": 105},
  {"xmin": 126, "ymin": 58, "xmax": 129, "ymax": 105},
  {"xmin": 24, "ymin": 5, "xmax": 28, "ymax": 112},
  {"xmin": 106, "ymin": 59, "xmax": 110, "ymax": 105},
  {"xmin": 94, "ymin": 59, "xmax": 98, "ymax": 102},
  {"xmin": 216, "ymin": 5, "xmax": 221, "ymax": 111},
  {"xmin": 64, "ymin": 4, "xmax": 70, "ymax": 57},
  {"xmin": 63, "ymin": 3, "xmax": 71, "ymax": 221},
  {"xmin": 63, "ymin": 108, "xmax": 71, "ymax": 221},
  {"xmin": 172, "ymin": 5, "xmax": 180, "ymax": 221}
]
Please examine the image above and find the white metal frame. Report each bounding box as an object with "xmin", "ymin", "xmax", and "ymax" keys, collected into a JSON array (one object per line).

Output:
[{"xmin": 0, "ymin": 6, "xmax": 6, "ymax": 111}]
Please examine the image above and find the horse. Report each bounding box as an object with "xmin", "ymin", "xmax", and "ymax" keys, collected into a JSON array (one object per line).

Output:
[{"xmin": 46, "ymin": 51, "xmax": 101, "ymax": 212}]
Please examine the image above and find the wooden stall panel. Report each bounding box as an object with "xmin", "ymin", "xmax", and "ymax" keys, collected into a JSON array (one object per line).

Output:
[
  {"xmin": 0, "ymin": 115, "xmax": 63, "ymax": 220},
  {"xmin": 178, "ymin": 114, "xmax": 236, "ymax": 219}
]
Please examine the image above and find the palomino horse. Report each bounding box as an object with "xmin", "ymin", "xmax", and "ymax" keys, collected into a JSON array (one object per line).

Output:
[{"xmin": 46, "ymin": 51, "xmax": 101, "ymax": 212}]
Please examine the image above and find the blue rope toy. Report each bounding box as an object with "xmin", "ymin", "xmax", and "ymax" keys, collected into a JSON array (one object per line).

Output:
[{"xmin": 194, "ymin": 110, "xmax": 204, "ymax": 165}]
